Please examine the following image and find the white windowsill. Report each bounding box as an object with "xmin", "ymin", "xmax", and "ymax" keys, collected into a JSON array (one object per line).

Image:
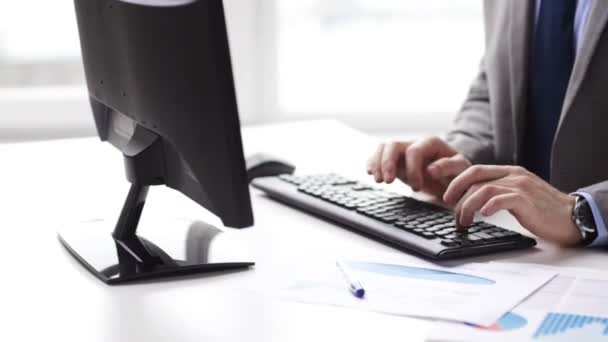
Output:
[
  {"xmin": 0, "ymin": 86, "xmax": 455, "ymax": 143},
  {"xmin": 0, "ymin": 86, "xmax": 95, "ymax": 142}
]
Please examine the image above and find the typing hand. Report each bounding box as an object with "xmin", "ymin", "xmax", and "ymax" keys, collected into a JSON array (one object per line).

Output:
[
  {"xmin": 443, "ymin": 165, "xmax": 581, "ymax": 245},
  {"xmin": 366, "ymin": 137, "xmax": 471, "ymax": 200}
]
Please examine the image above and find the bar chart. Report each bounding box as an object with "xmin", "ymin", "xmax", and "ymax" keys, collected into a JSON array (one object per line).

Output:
[{"xmin": 533, "ymin": 312, "xmax": 608, "ymax": 340}]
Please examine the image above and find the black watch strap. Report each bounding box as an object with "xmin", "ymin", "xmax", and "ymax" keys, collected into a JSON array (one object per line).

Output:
[{"xmin": 573, "ymin": 195, "xmax": 598, "ymax": 246}]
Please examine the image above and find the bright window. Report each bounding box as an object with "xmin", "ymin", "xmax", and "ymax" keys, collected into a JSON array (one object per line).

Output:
[
  {"xmin": 0, "ymin": 1, "xmax": 485, "ymax": 141},
  {"xmin": 0, "ymin": 2, "xmax": 83, "ymax": 87},
  {"xmin": 276, "ymin": 0, "xmax": 484, "ymax": 116}
]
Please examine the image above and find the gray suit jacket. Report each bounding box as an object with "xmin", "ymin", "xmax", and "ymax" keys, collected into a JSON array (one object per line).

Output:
[{"xmin": 446, "ymin": 0, "xmax": 608, "ymax": 227}]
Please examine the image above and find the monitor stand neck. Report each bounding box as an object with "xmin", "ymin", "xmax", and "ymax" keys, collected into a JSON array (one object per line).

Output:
[{"xmin": 112, "ymin": 183, "xmax": 162, "ymax": 267}]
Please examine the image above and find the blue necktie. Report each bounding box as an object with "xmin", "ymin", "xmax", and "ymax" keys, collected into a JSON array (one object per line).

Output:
[{"xmin": 522, "ymin": 0, "xmax": 576, "ymax": 181}]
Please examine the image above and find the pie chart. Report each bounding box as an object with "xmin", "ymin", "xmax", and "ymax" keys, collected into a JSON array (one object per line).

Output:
[{"xmin": 466, "ymin": 312, "xmax": 528, "ymax": 331}]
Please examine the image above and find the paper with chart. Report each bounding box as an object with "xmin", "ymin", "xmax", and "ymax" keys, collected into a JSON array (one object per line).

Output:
[
  {"xmin": 427, "ymin": 263, "xmax": 608, "ymax": 342},
  {"xmin": 258, "ymin": 257, "xmax": 556, "ymax": 327}
]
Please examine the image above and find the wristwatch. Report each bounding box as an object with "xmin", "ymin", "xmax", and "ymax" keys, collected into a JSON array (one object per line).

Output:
[{"xmin": 572, "ymin": 194, "xmax": 598, "ymax": 246}]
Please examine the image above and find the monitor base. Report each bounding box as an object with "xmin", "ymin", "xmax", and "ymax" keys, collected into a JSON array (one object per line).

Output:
[{"xmin": 58, "ymin": 219, "xmax": 254, "ymax": 285}]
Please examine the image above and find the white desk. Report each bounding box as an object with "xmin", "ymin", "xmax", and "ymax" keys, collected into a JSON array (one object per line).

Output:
[{"xmin": 1, "ymin": 120, "xmax": 606, "ymax": 342}]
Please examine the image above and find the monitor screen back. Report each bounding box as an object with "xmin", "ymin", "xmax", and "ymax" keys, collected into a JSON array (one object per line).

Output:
[{"xmin": 74, "ymin": 0, "xmax": 253, "ymax": 228}]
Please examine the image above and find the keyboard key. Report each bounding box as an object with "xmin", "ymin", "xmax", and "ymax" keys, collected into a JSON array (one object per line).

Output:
[
  {"xmin": 486, "ymin": 227, "xmax": 504, "ymax": 234},
  {"xmin": 473, "ymin": 232, "xmax": 495, "ymax": 241},
  {"xmin": 382, "ymin": 215, "xmax": 401, "ymax": 223},
  {"xmin": 395, "ymin": 222, "xmax": 415, "ymax": 230},
  {"xmin": 452, "ymin": 237, "xmax": 471, "ymax": 246},
  {"xmin": 441, "ymin": 239, "xmax": 459, "ymax": 247},
  {"xmin": 422, "ymin": 232, "xmax": 436, "ymax": 239},
  {"xmin": 496, "ymin": 232, "xmax": 522, "ymax": 241},
  {"xmin": 464, "ymin": 234, "xmax": 483, "ymax": 243},
  {"xmin": 415, "ymin": 216, "xmax": 434, "ymax": 223},
  {"xmin": 491, "ymin": 232, "xmax": 507, "ymax": 238},
  {"xmin": 440, "ymin": 228, "xmax": 456, "ymax": 234}
]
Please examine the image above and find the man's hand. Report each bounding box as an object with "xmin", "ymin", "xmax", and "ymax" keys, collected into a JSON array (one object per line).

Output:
[
  {"xmin": 366, "ymin": 137, "xmax": 471, "ymax": 200},
  {"xmin": 443, "ymin": 165, "xmax": 582, "ymax": 246}
]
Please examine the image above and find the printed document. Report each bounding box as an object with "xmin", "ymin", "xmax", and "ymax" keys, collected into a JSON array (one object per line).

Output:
[
  {"xmin": 427, "ymin": 263, "xmax": 608, "ymax": 341},
  {"xmin": 255, "ymin": 256, "xmax": 556, "ymax": 327}
]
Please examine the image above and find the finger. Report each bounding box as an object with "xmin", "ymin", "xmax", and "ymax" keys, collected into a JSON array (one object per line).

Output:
[
  {"xmin": 405, "ymin": 137, "xmax": 448, "ymax": 191},
  {"xmin": 427, "ymin": 155, "xmax": 471, "ymax": 180},
  {"xmin": 366, "ymin": 143, "xmax": 385, "ymax": 182},
  {"xmin": 395, "ymin": 151, "xmax": 408, "ymax": 182},
  {"xmin": 479, "ymin": 192, "xmax": 527, "ymax": 217},
  {"xmin": 479, "ymin": 193, "xmax": 536, "ymax": 234},
  {"xmin": 443, "ymin": 165, "xmax": 513, "ymax": 205},
  {"xmin": 452, "ymin": 183, "xmax": 484, "ymax": 231},
  {"xmin": 366, "ymin": 143, "xmax": 383, "ymax": 174},
  {"xmin": 381, "ymin": 142, "xmax": 407, "ymax": 184},
  {"xmin": 455, "ymin": 184, "xmax": 514, "ymax": 229}
]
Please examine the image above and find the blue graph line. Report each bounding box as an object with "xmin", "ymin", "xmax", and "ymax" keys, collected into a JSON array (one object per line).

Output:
[
  {"xmin": 533, "ymin": 312, "xmax": 608, "ymax": 339},
  {"xmin": 346, "ymin": 262, "xmax": 495, "ymax": 285}
]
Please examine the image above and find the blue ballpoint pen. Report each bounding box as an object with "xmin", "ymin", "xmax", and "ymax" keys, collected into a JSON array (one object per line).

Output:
[{"xmin": 336, "ymin": 261, "xmax": 366, "ymax": 299}]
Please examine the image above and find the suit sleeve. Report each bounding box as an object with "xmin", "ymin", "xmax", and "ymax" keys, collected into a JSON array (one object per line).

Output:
[
  {"xmin": 576, "ymin": 181, "xmax": 608, "ymax": 247},
  {"xmin": 445, "ymin": 59, "xmax": 496, "ymax": 165}
]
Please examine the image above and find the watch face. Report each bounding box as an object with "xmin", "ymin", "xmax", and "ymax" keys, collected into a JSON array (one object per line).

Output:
[{"xmin": 577, "ymin": 199, "xmax": 596, "ymax": 229}]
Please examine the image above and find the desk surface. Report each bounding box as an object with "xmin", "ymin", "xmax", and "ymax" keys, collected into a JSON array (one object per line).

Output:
[{"xmin": 1, "ymin": 120, "xmax": 606, "ymax": 342}]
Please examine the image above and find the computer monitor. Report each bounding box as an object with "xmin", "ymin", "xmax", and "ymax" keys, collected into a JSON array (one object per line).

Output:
[{"xmin": 58, "ymin": 0, "xmax": 255, "ymax": 284}]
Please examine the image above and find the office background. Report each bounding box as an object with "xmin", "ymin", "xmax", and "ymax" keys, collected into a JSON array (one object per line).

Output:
[{"xmin": 0, "ymin": 0, "xmax": 483, "ymax": 142}]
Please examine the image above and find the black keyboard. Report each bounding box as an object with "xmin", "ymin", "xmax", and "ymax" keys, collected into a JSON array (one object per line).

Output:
[{"xmin": 252, "ymin": 173, "xmax": 536, "ymax": 260}]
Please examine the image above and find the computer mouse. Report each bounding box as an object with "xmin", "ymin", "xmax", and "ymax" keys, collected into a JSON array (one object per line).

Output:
[{"xmin": 245, "ymin": 153, "xmax": 296, "ymax": 182}]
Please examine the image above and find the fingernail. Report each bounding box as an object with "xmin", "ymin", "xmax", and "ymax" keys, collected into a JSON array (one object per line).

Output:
[
  {"xmin": 374, "ymin": 172, "xmax": 382, "ymax": 182},
  {"xmin": 413, "ymin": 179, "xmax": 421, "ymax": 190}
]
